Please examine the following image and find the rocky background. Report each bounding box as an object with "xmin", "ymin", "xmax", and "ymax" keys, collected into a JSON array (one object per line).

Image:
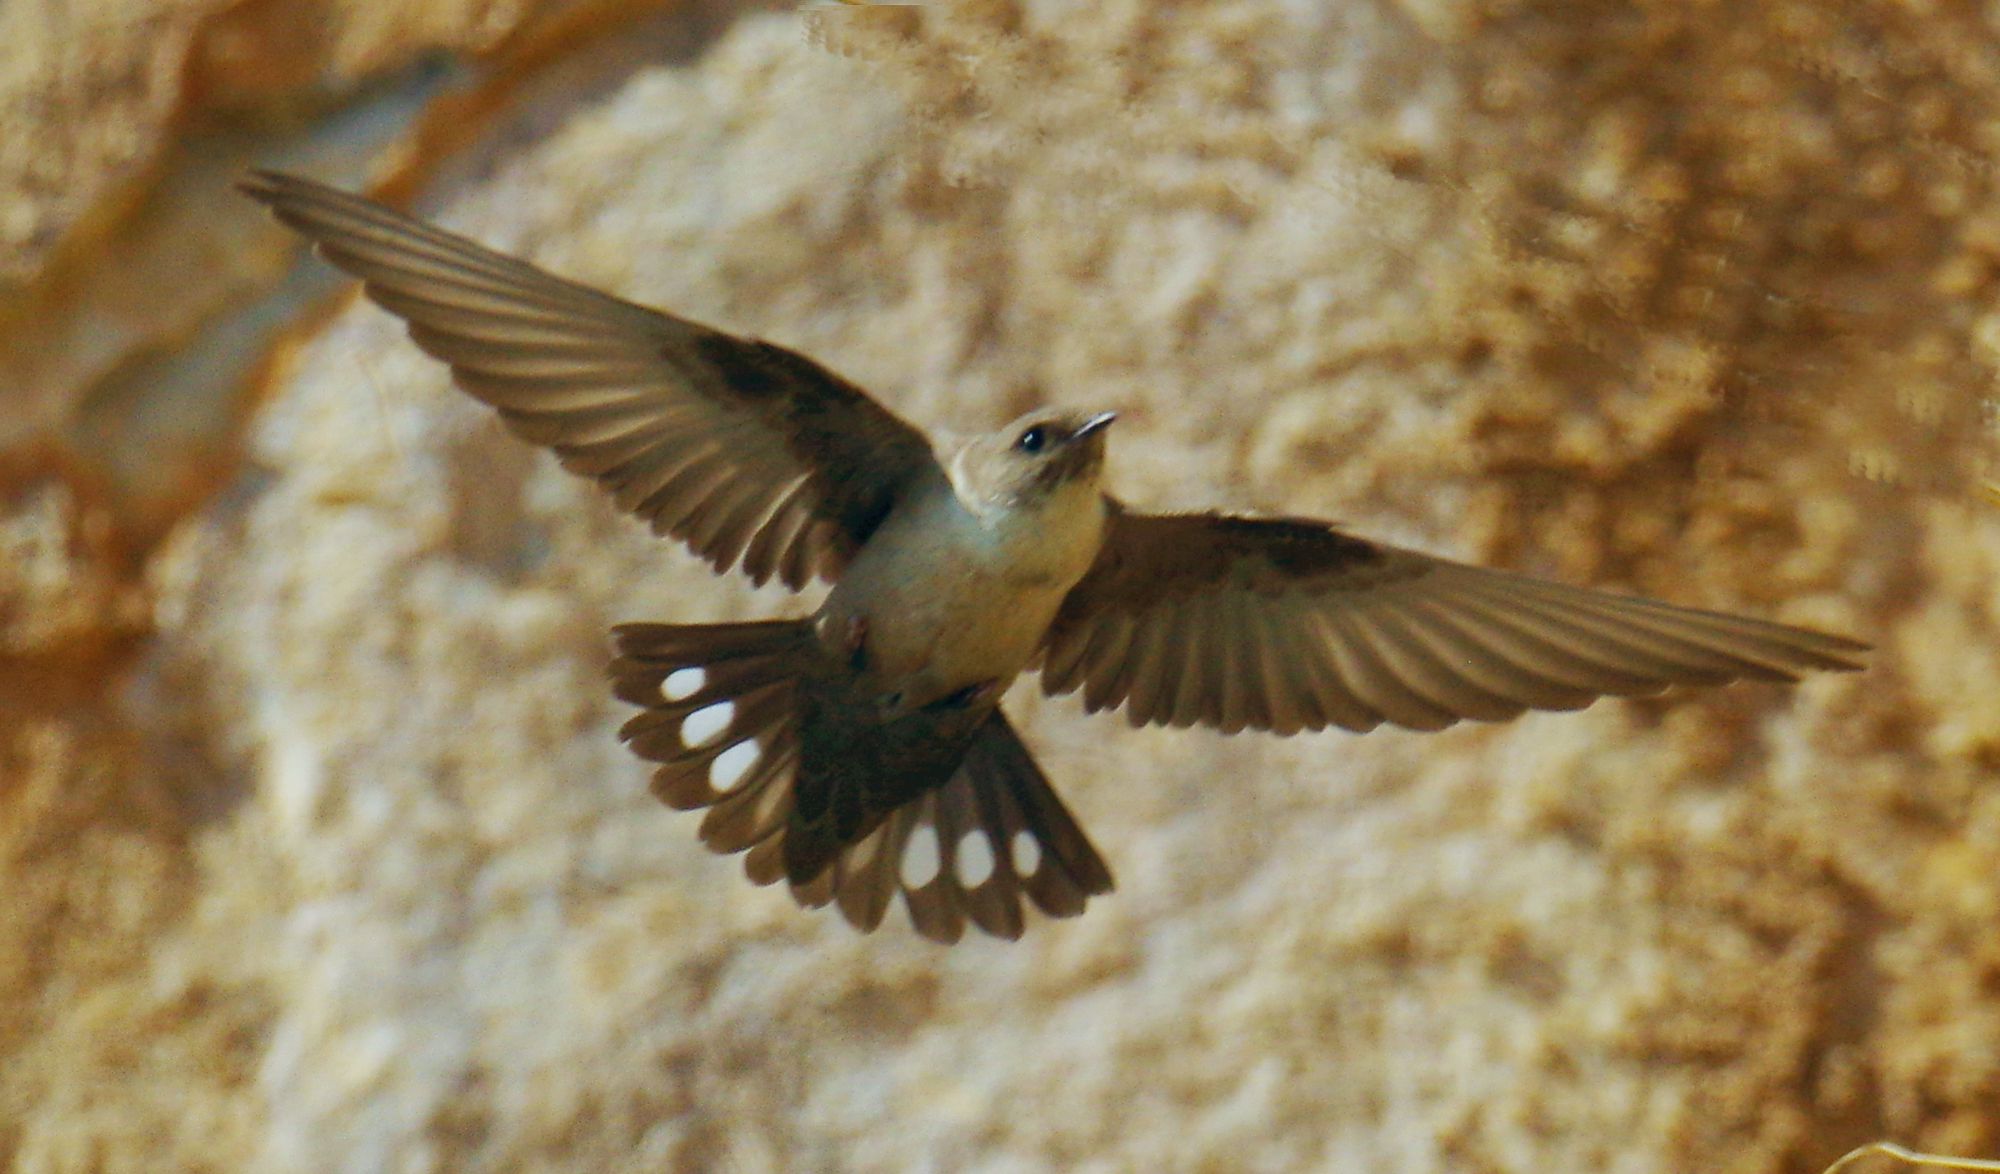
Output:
[{"xmin": 4, "ymin": 1, "xmax": 1998, "ymax": 1170}]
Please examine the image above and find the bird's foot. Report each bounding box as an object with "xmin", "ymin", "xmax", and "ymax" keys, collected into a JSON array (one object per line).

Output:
[
  {"xmin": 841, "ymin": 616, "xmax": 868, "ymax": 672},
  {"xmin": 927, "ymin": 678, "xmax": 1001, "ymax": 712}
]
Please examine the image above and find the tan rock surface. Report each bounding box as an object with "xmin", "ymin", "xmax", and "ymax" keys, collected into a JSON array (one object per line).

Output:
[{"xmin": 5, "ymin": 1, "xmax": 1999, "ymax": 1170}]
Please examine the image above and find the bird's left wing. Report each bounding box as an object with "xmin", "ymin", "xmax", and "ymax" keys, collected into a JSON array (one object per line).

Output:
[
  {"xmin": 1039, "ymin": 508, "xmax": 1869, "ymax": 734},
  {"xmin": 241, "ymin": 170, "xmax": 947, "ymax": 589}
]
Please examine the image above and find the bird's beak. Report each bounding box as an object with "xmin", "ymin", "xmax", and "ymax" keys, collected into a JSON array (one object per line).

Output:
[{"xmin": 1074, "ymin": 411, "xmax": 1118, "ymax": 441}]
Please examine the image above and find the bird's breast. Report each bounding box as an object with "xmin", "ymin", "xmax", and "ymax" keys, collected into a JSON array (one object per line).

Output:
[{"xmin": 820, "ymin": 483, "xmax": 1106, "ymax": 705}]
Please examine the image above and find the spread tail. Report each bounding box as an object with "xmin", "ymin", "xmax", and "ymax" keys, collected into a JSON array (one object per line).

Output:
[
  {"xmin": 611, "ymin": 620, "xmax": 814, "ymax": 857},
  {"xmin": 806, "ymin": 712, "xmax": 1115, "ymax": 944},
  {"xmin": 610, "ymin": 621, "xmax": 1114, "ymax": 944}
]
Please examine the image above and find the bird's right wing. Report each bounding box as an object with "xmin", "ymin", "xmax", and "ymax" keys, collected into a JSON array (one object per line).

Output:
[
  {"xmin": 242, "ymin": 170, "xmax": 947, "ymax": 589},
  {"xmin": 1039, "ymin": 509, "xmax": 1869, "ymax": 735}
]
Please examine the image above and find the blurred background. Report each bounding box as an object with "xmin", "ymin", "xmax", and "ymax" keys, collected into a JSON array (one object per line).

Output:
[{"xmin": 2, "ymin": 0, "xmax": 1997, "ymax": 1169}]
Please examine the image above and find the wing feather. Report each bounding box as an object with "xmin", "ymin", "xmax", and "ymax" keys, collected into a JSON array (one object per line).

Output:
[
  {"xmin": 1359, "ymin": 604, "xmax": 1530, "ymax": 722},
  {"xmin": 1165, "ymin": 597, "xmax": 1214, "ymax": 729},
  {"xmin": 242, "ymin": 170, "xmax": 946, "ymax": 589},
  {"xmin": 1284, "ymin": 606, "xmax": 1382, "ymax": 733},
  {"xmin": 1076, "ymin": 612, "xmax": 1139, "ymax": 713},
  {"xmin": 1321, "ymin": 607, "xmax": 1462, "ymax": 731},
  {"xmin": 1398, "ymin": 600, "xmax": 1600, "ymax": 711},
  {"xmin": 1212, "ymin": 593, "xmax": 1256, "ymax": 733},
  {"xmin": 1041, "ymin": 509, "xmax": 1868, "ymax": 735}
]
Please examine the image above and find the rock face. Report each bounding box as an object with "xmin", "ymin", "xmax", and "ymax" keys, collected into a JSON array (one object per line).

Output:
[{"xmin": 4, "ymin": 2, "xmax": 1998, "ymax": 1170}]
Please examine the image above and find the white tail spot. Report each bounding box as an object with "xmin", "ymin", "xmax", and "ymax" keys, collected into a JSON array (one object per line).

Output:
[
  {"xmin": 956, "ymin": 832, "xmax": 996, "ymax": 888},
  {"xmin": 708, "ymin": 740, "xmax": 760, "ymax": 794},
  {"xmin": 1010, "ymin": 830, "xmax": 1041, "ymax": 878},
  {"xmin": 662, "ymin": 667, "xmax": 707, "ymax": 701},
  {"xmin": 680, "ymin": 701, "xmax": 734, "ymax": 749},
  {"xmin": 900, "ymin": 825, "xmax": 941, "ymax": 889}
]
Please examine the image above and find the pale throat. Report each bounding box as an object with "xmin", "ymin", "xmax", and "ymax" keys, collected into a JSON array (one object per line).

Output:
[
  {"xmin": 817, "ymin": 454, "xmax": 1108, "ymax": 706},
  {"xmin": 949, "ymin": 464, "xmax": 1108, "ymax": 589}
]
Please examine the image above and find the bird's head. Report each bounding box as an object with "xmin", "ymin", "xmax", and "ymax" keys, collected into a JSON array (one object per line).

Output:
[{"xmin": 949, "ymin": 409, "xmax": 1117, "ymax": 517}]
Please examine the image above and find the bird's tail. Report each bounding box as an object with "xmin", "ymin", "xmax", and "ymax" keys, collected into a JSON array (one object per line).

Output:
[
  {"xmin": 850, "ymin": 712, "xmax": 1116, "ymax": 944},
  {"xmin": 609, "ymin": 620, "xmax": 1115, "ymax": 943},
  {"xmin": 611, "ymin": 619, "xmax": 817, "ymax": 860}
]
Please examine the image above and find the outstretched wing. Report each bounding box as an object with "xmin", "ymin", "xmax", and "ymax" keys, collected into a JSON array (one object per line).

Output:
[
  {"xmin": 1040, "ymin": 509, "xmax": 1869, "ymax": 735},
  {"xmin": 242, "ymin": 170, "xmax": 946, "ymax": 589}
]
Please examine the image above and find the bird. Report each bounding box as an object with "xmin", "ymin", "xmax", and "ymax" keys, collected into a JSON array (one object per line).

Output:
[{"xmin": 241, "ymin": 170, "xmax": 1870, "ymax": 945}]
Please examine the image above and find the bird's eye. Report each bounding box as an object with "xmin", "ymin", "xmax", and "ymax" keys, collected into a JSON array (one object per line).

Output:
[{"xmin": 1017, "ymin": 426, "xmax": 1047, "ymax": 454}]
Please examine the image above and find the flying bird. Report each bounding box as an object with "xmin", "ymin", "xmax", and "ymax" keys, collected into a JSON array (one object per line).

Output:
[{"xmin": 241, "ymin": 171, "xmax": 1869, "ymax": 944}]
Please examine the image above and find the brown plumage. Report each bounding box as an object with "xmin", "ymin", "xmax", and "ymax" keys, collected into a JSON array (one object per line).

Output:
[
  {"xmin": 243, "ymin": 170, "xmax": 1869, "ymax": 945},
  {"xmin": 242, "ymin": 171, "xmax": 939, "ymax": 590},
  {"xmin": 1040, "ymin": 508, "xmax": 1867, "ymax": 735}
]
